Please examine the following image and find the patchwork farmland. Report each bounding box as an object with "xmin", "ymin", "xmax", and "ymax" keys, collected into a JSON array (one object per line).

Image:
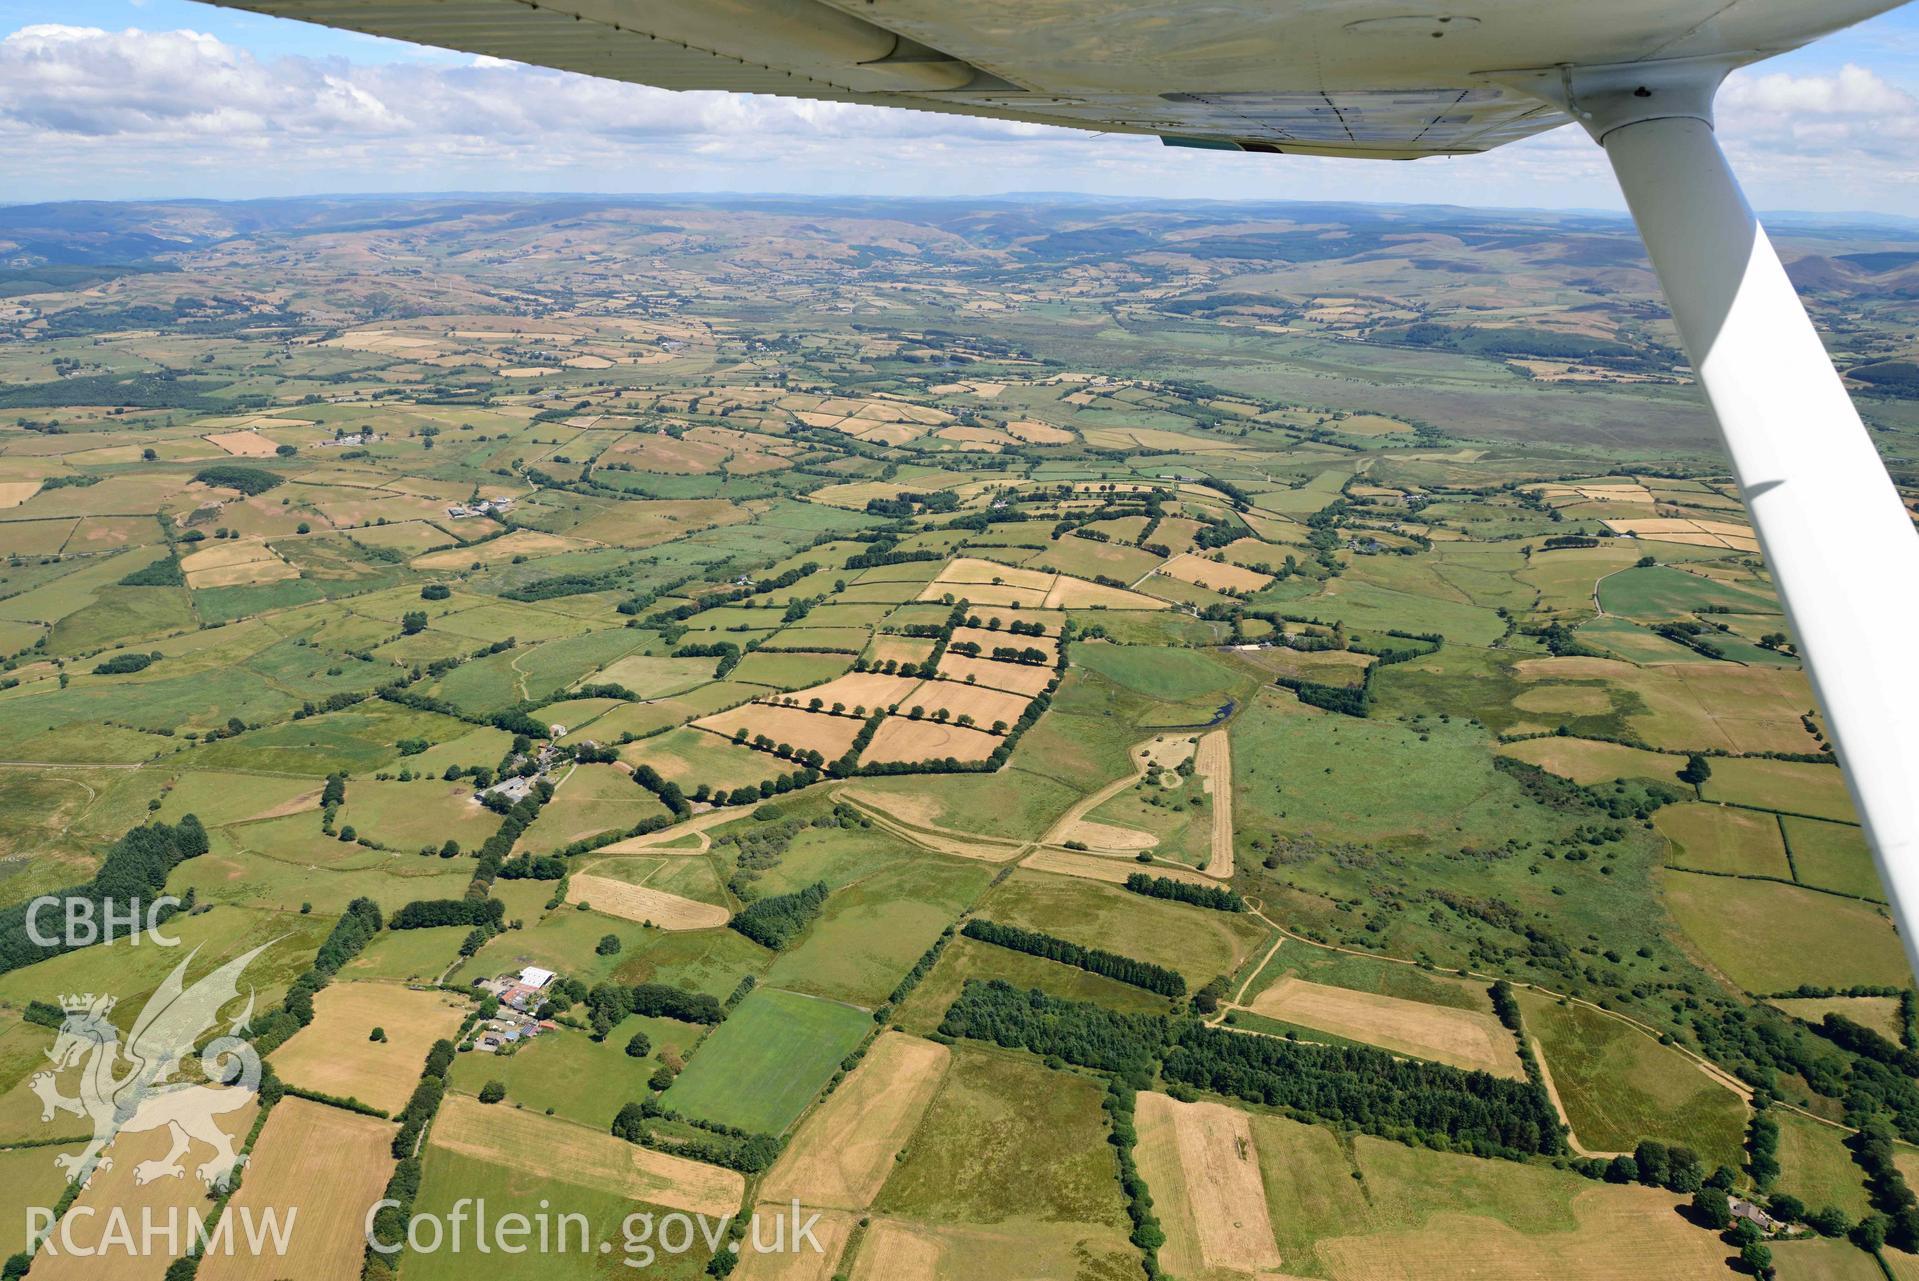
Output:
[{"xmin": 0, "ymin": 193, "xmax": 1909, "ymax": 1281}]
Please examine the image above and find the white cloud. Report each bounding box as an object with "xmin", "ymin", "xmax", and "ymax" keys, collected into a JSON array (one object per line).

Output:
[{"xmin": 1, "ymin": 23, "xmax": 1916, "ymax": 213}]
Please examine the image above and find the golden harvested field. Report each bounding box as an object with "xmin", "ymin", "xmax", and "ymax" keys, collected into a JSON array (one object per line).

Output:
[
  {"xmin": 863, "ymin": 717, "xmax": 1001, "ymax": 765},
  {"xmin": 1023, "ymin": 848, "xmax": 1216, "ymax": 886},
  {"xmin": 197, "ymin": 1099, "xmax": 397, "ymax": 1281},
  {"xmin": 1004, "ymin": 419, "xmax": 1073, "ymax": 444},
  {"xmin": 867, "ymin": 636, "xmax": 932, "ymax": 667},
  {"xmin": 1195, "ymin": 729, "xmax": 1234, "ymax": 878},
  {"xmin": 762, "ymin": 1033, "xmax": 950, "ymax": 1210},
  {"xmin": 697, "ymin": 703, "xmax": 865, "ymax": 758},
  {"xmin": 786, "ymin": 671, "xmax": 922, "ymax": 711},
  {"xmin": 848, "ymin": 1220, "xmax": 940, "ymax": 1281},
  {"xmin": 412, "ymin": 528, "xmax": 588, "ymax": 568},
  {"xmin": 568, "ymin": 872, "xmax": 730, "ymax": 929},
  {"xmin": 934, "ymin": 556, "xmax": 1056, "ymax": 592},
  {"xmin": 432, "ymin": 1093, "xmax": 744, "ymax": 1217},
  {"xmin": 1133, "ymin": 1092, "xmax": 1282, "ymax": 1276},
  {"xmin": 1773, "ymin": 995, "xmax": 1904, "ymax": 1041},
  {"xmin": 1315, "ymin": 1184, "xmax": 1731, "ymax": 1280},
  {"xmin": 934, "ymin": 654, "xmax": 1054, "ymax": 696},
  {"xmin": 948, "ymin": 625, "xmax": 1058, "ymax": 657},
  {"xmin": 1158, "ymin": 552, "xmax": 1274, "ymax": 594},
  {"xmin": 204, "ymin": 430, "xmax": 281, "ymax": 457},
  {"xmin": 916, "ymin": 580, "xmax": 1033, "ymax": 607},
  {"xmin": 569, "ymin": 497, "xmax": 753, "ymax": 547},
  {"xmin": 0, "ymin": 481, "xmax": 42, "ymax": 508},
  {"xmin": 1603, "ymin": 518, "xmax": 1759, "ymax": 552},
  {"xmin": 1498, "ymin": 738, "xmax": 1682, "ymax": 786},
  {"xmin": 179, "ymin": 538, "xmax": 285, "ymax": 571},
  {"xmin": 181, "ymin": 539, "xmax": 299, "ymax": 588},
  {"xmin": 602, "ymin": 432, "xmax": 732, "ymax": 473},
  {"xmin": 1042, "ymin": 576, "xmax": 1167, "ymax": 610},
  {"xmin": 733, "ymin": 1206, "xmax": 855, "ymax": 1281},
  {"xmin": 900, "ymin": 679, "xmax": 1030, "ymax": 731},
  {"xmin": 1248, "ymin": 978, "xmax": 1525, "ymax": 1079},
  {"xmin": 269, "ymin": 982, "xmax": 469, "ymax": 1114},
  {"xmin": 1060, "ymin": 815, "xmax": 1157, "ymax": 851},
  {"xmin": 34, "ymin": 1094, "xmax": 258, "ymax": 1281}
]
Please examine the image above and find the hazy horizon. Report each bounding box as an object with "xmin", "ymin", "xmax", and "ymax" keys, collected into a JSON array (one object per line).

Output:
[{"xmin": 6, "ymin": 0, "xmax": 1919, "ymax": 215}]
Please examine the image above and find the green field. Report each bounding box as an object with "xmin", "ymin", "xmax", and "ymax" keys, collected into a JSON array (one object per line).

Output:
[
  {"xmin": 1597, "ymin": 564, "xmax": 1780, "ymax": 620},
  {"xmin": 1656, "ymin": 869, "xmax": 1910, "ymax": 992},
  {"xmin": 448, "ymin": 1017, "xmax": 703, "ymax": 1129},
  {"xmin": 1783, "ymin": 816, "xmax": 1884, "ymax": 901},
  {"xmin": 660, "ymin": 986, "xmax": 872, "ymax": 1134},
  {"xmin": 982, "ymin": 869, "xmax": 1267, "ymax": 988},
  {"xmin": 404, "ymin": 1132, "xmax": 711, "ymax": 1281},
  {"xmin": 1773, "ymin": 1108, "xmax": 1872, "ymax": 1221},
  {"xmin": 765, "ymin": 855, "xmax": 990, "ymax": 1006}
]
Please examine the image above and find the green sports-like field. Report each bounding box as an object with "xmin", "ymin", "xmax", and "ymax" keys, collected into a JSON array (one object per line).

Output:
[{"xmin": 660, "ymin": 986, "xmax": 873, "ymax": 1134}]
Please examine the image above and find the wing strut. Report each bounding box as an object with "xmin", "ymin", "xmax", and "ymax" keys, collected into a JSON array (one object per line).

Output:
[{"xmin": 1508, "ymin": 59, "xmax": 1919, "ymax": 975}]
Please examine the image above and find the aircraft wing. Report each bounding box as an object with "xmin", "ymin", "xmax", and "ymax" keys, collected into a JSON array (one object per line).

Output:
[{"xmin": 204, "ymin": 0, "xmax": 1907, "ymax": 159}]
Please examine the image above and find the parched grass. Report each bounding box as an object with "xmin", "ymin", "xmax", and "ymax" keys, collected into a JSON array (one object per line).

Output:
[
  {"xmin": 338, "ymin": 778, "xmax": 502, "ymax": 851},
  {"xmin": 1772, "ymin": 995, "xmax": 1905, "ymax": 1041},
  {"xmin": 341, "ymin": 924, "xmax": 468, "ymax": 982},
  {"xmin": 874, "ymin": 1047, "xmax": 1131, "ymax": 1236},
  {"xmin": 195, "ymin": 1098, "xmax": 397, "ymax": 1281},
  {"xmin": 1700, "ymin": 758, "xmax": 1858, "ymax": 823},
  {"xmin": 1772, "ymin": 1108, "xmax": 1872, "ymax": 1221},
  {"xmin": 1654, "ymin": 803, "xmax": 1791, "ymax": 878},
  {"xmin": 765, "ymin": 856, "xmax": 991, "ymax": 1007},
  {"xmin": 1770, "ymin": 1238, "xmax": 1894, "ymax": 1281},
  {"xmin": 1499, "ymin": 737, "xmax": 1682, "ymax": 787},
  {"xmin": 1783, "ymin": 816, "xmax": 1884, "ymax": 901},
  {"xmin": 761, "ymin": 1032, "xmax": 951, "ymax": 1212},
  {"xmin": 403, "ymin": 1110, "xmax": 721, "ymax": 1281},
  {"xmin": 269, "ymin": 981, "xmax": 470, "ymax": 1114},
  {"xmin": 1250, "ymin": 1112, "xmax": 1736, "ymax": 1280},
  {"xmin": 1516, "ymin": 988, "xmax": 1747, "ymax": 1169},
  {"xmin": 1656, "ymin": 869, "xmax": 1909, "ymax": 992},
  {"xmin": 661, "ymin": 987, "xmax": 872, "ymax": 1135}
]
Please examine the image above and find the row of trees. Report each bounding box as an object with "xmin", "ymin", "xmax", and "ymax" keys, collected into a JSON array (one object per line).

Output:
[
  {"xmin": 389, "ymin": 898, "xmax": 504, "ymax": 930},
  {"xmin": 961, "ymin": 919, "xmax": 1185, "ymax": 997},
  {"xmin": 1123, "ymin": 873, "xmax": 1245, "ymax": 913},
  {"xmin": 1162, "ymin": 1024, "xmax": 1564, "ymax": 1159}
]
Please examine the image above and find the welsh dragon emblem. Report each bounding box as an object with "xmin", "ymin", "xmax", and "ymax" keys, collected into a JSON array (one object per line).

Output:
[{"xmin": 31, "ymin": 943, "xmax": 271, "ymax": 1190}]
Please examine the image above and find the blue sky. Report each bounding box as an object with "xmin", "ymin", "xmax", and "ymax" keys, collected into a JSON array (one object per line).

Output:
[{"xmin": 6, "ymin": 0, "xmax": 1919, "ymax": 214}]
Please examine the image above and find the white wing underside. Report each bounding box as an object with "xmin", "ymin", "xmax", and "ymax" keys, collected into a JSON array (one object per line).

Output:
[{"xmin": 205, "ymin": 0, "xmax": 1907, "ymax": 158}]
